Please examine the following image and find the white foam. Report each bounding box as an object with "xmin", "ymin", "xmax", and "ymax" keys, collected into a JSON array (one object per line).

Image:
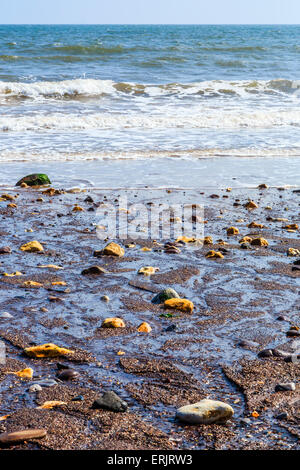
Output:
[{"xmin": 1, "ymin": 108, "xmax": 300, "ymax": 132}]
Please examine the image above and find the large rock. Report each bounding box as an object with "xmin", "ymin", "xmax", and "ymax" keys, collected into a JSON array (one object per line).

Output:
[
  {"xmin": 176, "ymin": 399, "xmax": 234, "ymax": 424},
  {"xmin": 16, "ymin": 174, "xmax": 51, "ymax": 187},
  {"xmin": 151, "ymin": 288, "xmax": 180, "ymax": 304},
  {"xmin": 92, "ymin": 391, "xmax": 128, "ymax": 412}
]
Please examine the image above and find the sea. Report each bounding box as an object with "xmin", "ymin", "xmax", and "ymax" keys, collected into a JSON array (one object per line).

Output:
[{"xmin": 0, "ymin": 24, "xmax": 300, "ymax": 188}]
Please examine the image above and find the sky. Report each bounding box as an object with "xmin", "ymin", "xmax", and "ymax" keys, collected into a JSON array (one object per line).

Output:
[{"xmin": 1, "ymin": 0, "xmax": 299, "ymax": 24}]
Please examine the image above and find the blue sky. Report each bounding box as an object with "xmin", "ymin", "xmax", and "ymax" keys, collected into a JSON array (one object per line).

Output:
[{"xmin": 2, "ymin": 0, "xmax": 299, "ymax": 24}]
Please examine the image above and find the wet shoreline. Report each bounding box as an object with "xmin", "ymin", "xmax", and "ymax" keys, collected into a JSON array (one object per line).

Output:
[{"xmin": 0, "ymin": 181, "xmax": 299, "ymax": 450}]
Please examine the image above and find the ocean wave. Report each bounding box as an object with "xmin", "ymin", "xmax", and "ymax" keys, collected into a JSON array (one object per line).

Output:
[
  {"xmin": 0, "ymin": 78, "xmax": 299, "ymax": 101},
  {"xmin": 0, "ymin": 147, "xmax": 300, "ymax": 164},
  {"xmin": 1, "ymin": 108, "xmax": 300, "ymax": 132}
]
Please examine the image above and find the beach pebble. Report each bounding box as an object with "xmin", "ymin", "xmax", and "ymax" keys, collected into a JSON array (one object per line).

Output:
[
  {"xmin": 72, "ymin": 395, "xmax": 84, "ymax": 402},
  {"xmin": 164, "ymin": 298, "xmax": 194, "ymax": 314},
  {"xmin": 101, "ymin": 295, "xmax": 110, "ymax": 302},
  {"xmin": 0, "ymin": 246, "xmax": 11, "ymax": 255},
  {"xmin": 0, "ymin": 429, "xmax": 47, "ymax": 446},
  {"xmin": 32, "ymin": 379, "xmax": 58, "ymax": 388},
  {"xmin": 92, "ymin": 391, "xmax": 128, "ymax": 412},
  {"xmin": 275, "ymin": 382, "xmax": 296, "ymax": 392},
  {"xmin": 275, "ymin": 412, "xmax": 289, "ymax": 420},
  {"xmin": 151, "ymin": 288, "xmax": 180, "ymax": 304},
  {"xmin": 57, "ymin": 369, "xmax": 79, "ymax": 381},
  {"xmin": 16, "ymin": 173, "xmax": 51, "ymax": 187},
  {"xmin": 176, "ymin": 399, "xmax": 234, "ymax": 424},
  {"xmin": 258, "ymin": 349, "xmax": 273, "ymax": 358},
  {"xmin": 101, "ymin": 242, "xmax": 124, "ymax": 257},
  {"xmin": 101, "ymin": 317, "xmax": 125, "ymax": 328},
  {"xmin": 81, "ymin": 265, "xmax": 107, "ymax": 275},
  {"xmin": 240, "ymin": 418, "xmax": 252, "ymax": 426},
  {"xmin": 165, "ymin": 324, "xmax": 177, "ymax": 332},
  {"xmin": 28, "ymin": 384, "xmax": 43, "ymax": 393},
  {"xmin": 0, "ymin": 312, "xmax": 13, "ymax": 318},
  {"xmin": 237, "ymin": 340, "xmax": 259, "ymax": 349}
]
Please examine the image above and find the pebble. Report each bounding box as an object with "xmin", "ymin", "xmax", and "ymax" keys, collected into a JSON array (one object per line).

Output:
[
  {"xmin": 101, "ymin": 242, "xmax": 124, "ymax": 257},
  {"xmin": 0, "ymin": 429, "xmax": 47, "ymax": 446},
  {"xmin": 258, "ymin": 349, "xmax": 273, "ymax": 358},
  {"xmin": 101, "ymin": 295, "xmax": 110, "ymax": 302},
  {"xmin": 72, "ymin": 395, "xmax": 84, "ymax": 402},
  {"xmin": 151, "ymin": 288, "xmax": 180, "ymax": 304},
  {"xmin": 275, "ymin": 412, "xmax": 289, "ymax": 420},
  {"xmin": 176, "ymin": 399, "xmax": 234, "ymax": 424},
  {"xmin": 57, "ymin": 369, "xmax": 79, "ymax": 381},
  {"xmin": 28, "ymin": 384, "xmax": 43, "ymax": 393},
  {"xmin": 275, "ymin": 382, "xmax": 296, "ymax": 392},
  {"xmin": 32, "ymin": 379, "xmax": 58, "ymax": 388},
  {"xmin": 81, "ymin": 266, "xmax": 107, "ymax": 275},
  {"xmin": 165, "ymin": 324, "xmax": 177, "ymax": 332},
  {"xmin": 240, "ymin": 418, "xmax": 252, "ymax": 426},
  {"xmin": 0, "ymin": 246, "xmax": 11, "ymax": 255},
  {"xmin": 237, "ymin": 340, "xmax": 259, "ymax": 349},
  {"xmin": 92, "ymin": 391, "xmax": 128, "ymax": 412},
  {"xmin": 0, "ymin": 312, "xmax": 13, "ymax": 318}
]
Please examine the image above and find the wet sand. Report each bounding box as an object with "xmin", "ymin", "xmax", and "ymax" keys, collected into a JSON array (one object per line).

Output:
[{"xmin": 0, "ymin": 182, "xmax": 299, "ymax": 450}]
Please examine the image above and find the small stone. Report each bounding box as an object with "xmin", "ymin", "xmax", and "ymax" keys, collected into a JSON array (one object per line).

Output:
[
  {"xmin": 138, "ymin": 266, "xmax": 159, "ymax": 275},
  {"xmin": 287, "ymin": 248, "xmax": 300, "ymax": 257},
  {"xmin": 226, "ymin": 226, "xmax": 239, "ymax": 236},
  {"xmin": 137, "ymin": 322, "xmax": 152, "ymax": 333},
  {"xmin": 101, "ymin": 242, "xmax": 124, "ymax": 257},
  {"xmin": 92, "ymin": 391, "xmax": 128, "ymax": 412},
  {"xmin": 257, "ymin": 184, "xmax": 268, "ymax": 189},
  {"xmin": 287, "ymin": 327, "xmax": 300, "ymax": 337},
  {"xmin": 0, "ymin": 312, "xmax": 13, "ymax": 318},
  {"xmin": 275, "ymin": 412, "xmax": 289, "ymax": 420},
  {"xmin": 101, "ymin": 317, "xmax": 125, "ymax": 328},
  {"xmin": 250, "ymin": 237, "xmax": 269, "ymax": 247},
  {"xmin": 203, "ymin": 236, "xmax": 213, "ymax": 245},
  {"xmin": 258, "ymin": 349, "xmax": 273, "ymax": 358},
  {"xmin": 0, "ymin": 429, "xmax": 47, "ymax": 446},
  {"xmin": 24, "ymin": 343, "xmax": 74, "ymax": 358},
  {"xmin": 245, "ymin": 200, "xmax": 258, "ymax": 210},
  {"xmin": 164, "ymin": 298, "xmax": 194, "ymax": 314},
  {"xmin": 72, "ymin": 395, "xmax": 84, "ymax": 402},
  {"xmin": 151, "ymin": 288, "xmax": 180, "ymax": 304},
  {"xmin": 205, "ymin": 250, "xmax": 224, "ymax": 259},
  {"xmin": 277, "ymin": 315, "xmax": 288, "ymax": 321},
  {"xmin": 176, "ymin": 399, "xmax": 234, "ymax": 424},
  {"xmin": 16, "ymin": 174, "xmax": 51, "ymax": 187},
  {"xmin": 32, "ymin": 379, "xmax": 58, "ymax": 388},
  {"xmin": 57, "ymin": 369, "xmax": 79, "ymax": 381},
  {"xmin": 28, "ymin": 384, "xmax": 43, "ymax": 393},
  {"xmin": 165, "ymin": 324, "xmax": 177, "ymax": 332},
  {"xmin": 81, "ymin": 266, "xmax": 107, "ymax": 275},
  {"xmin": 0, "ymin": 246, "xmax": 11, "ymax": 255},
  {"xmin": 240, "ymin": 418, "xmax": 252, "ymax": 426},
  {"xmin": 237, "ymin": 340, "xmax": 259, "ymax": 349},
  {"xmin": 101, "ymin": 295, "xmax": 110, "ymax": 302},
  {"xmin": 275, "ymin": 382, "xmax": 296, "ymax": 392},
  {"xmin": 20, "ymin": 240, "xmax": 44, "ymax": 253},
  {"xmin": 72, "ymin": 205, "xmax": 84, "ymax": 212},
  {"xmin": 248, "ymin": 221, "xmax": 264, "ymax": 228}
]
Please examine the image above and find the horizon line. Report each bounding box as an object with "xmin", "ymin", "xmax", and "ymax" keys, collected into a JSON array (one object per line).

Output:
[{"xmin": 0, "ymin": 23, "xmax": 299, "ymax": 26}]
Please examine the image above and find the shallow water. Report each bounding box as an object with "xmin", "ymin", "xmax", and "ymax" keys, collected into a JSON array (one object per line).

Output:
[{"xmin": 1, "ymin": 157, "xmax": 299, "ymax": 190}]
